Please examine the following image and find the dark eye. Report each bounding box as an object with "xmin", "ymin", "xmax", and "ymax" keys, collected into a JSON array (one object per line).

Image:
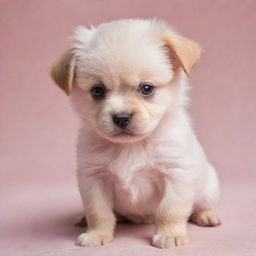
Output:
[
  {"xmin": 90, "ymin": 85, "xmax": 106, "ymax": 99},
  {"xmin": 139, "ymin": 83, "xmax": 154, "ymax": 97}
]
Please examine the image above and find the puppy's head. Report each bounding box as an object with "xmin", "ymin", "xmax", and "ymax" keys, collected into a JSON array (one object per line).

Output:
[{"xmin": 50, "ymin": 19, "xmax": 201, "ymax": 143}]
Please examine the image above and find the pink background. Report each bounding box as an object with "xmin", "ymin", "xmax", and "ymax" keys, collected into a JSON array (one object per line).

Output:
[{"xmin": 1, "ymin": 1, "xmax": 256, "ymax": 255}]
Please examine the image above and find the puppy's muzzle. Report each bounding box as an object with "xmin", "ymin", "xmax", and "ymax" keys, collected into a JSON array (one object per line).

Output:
[{"xmin": 112, "ymin": 112, "xmax": 133, "ymax": 129}]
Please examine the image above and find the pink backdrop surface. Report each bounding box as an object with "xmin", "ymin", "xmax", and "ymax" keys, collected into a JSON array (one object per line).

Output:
[{"xmin": 1, "ymin": 1, "xmax": 256, "ymax": 255}]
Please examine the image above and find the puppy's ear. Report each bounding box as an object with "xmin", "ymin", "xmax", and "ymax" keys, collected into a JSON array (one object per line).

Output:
[
  {"xmin": 50, "ymin": 49, "xmax": 76, "ymax": 95},
  {"xmin": 164, "ymin": 35, "xmax": 202, "ymax": 76}
]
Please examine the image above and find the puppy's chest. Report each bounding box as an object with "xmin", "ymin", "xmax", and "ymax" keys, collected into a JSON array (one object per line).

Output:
[
  {"xmin": 107, "ymin": 143, "xmax": 155, "ymax": 180},
  {"xmin": 105, "ymin": 144, "xmax": 164, "ymax": 204}
]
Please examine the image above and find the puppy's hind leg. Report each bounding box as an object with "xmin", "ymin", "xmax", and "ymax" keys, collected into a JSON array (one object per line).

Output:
[{"xmin": 190, "ymin": 165, "xmax": 221, "ymax": 227}]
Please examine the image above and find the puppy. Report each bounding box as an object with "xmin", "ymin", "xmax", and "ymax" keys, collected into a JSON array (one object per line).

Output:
[{"xmin": 50, "ymin": 19, "xmax": 220, "ymax": 248}]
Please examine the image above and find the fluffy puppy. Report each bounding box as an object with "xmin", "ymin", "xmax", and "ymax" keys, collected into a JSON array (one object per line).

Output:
[{"xmin": 50, "ymin": 19, "xmax": 220, "ymax": 249}]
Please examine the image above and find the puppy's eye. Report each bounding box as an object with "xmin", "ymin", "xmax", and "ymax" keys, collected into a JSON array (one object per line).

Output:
[
  {"xmin": 139, "ymin": 83, "xmax": 154, "ymax": 97},
  {"xmin": 90, "ymin": 85, "xmax": 106, "ymax": 99}
]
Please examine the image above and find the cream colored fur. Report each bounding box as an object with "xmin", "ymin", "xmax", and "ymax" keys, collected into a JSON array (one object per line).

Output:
[{"xmin": 50, "ymin": 19, "xmax": 220, "ymax": 249}]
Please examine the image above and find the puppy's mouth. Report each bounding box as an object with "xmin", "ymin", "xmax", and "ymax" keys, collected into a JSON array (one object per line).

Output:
[
  {"xmin": 102, "ymin": 128, "xmax": 147, "ymax": 143},
  {"xmin": 113, "ymin": 129, "xmax": 138, "ymax": 137},
  {"xmin": 95, "ymin": 123, "xmax": 150, "ymax": 143}
]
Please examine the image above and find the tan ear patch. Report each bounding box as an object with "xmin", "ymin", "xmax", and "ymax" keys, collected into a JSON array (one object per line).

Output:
[
  {"xmin": 50, "ymin": 49, "xmax": 76, "ymax": 95},
  {"xmin": 164, "ymin": 35, "xmax": 202, "ymax": 76}
]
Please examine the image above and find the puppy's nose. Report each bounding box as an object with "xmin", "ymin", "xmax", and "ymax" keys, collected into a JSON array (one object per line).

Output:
[{"xmin": 112, "ymin": 112, "xmax": 132, "ymax": 129}]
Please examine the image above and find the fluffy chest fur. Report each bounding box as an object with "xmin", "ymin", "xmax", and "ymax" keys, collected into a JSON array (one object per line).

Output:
[
  {"xmin": 94, "ymin": 142, "xmax": 166, "ymax": 216},
  {"xmin": 77, "ymin": 125, "xmax": 197, "ymax": 216},
  {"xmin": 108, "ymin": 143, "xmax": 163, "ymax": 211}
]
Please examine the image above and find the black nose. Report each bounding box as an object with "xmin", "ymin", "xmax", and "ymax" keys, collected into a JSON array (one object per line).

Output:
[{"xmin": 112, "ymin": 112, "xmax": 132, "ymax": 129}]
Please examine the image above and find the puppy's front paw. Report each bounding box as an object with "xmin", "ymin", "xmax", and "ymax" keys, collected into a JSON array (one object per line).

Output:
[
  {"xmin": 76, "ymin": 232, "xmax": 113, "ymax": 247},
  {"xmin": 152, "ymin": 234, "xmax": 188, "ymax": 248}
]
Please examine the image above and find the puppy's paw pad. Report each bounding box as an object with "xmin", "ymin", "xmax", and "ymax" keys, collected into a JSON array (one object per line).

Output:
[
  {"xmin": 152, "ymin": 234, "xmax": 188, "ymax": 248},
  {"xmin": 74, "ymin": 214, "xmax": 86, "ymax": 227},
  {"xmin": 76, "ymin": 233, "xmax": 113, "ymax": 247},
  {"xmin": 190, "ymin": 209, "xmax": 221, "ymax": 227}
]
